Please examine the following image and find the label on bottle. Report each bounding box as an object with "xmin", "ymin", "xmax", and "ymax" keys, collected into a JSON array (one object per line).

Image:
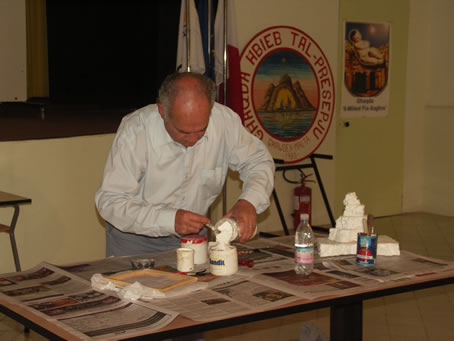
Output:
[{"xmin": 295, "ymin": 245, "xmax": 314, "ymax": 264}]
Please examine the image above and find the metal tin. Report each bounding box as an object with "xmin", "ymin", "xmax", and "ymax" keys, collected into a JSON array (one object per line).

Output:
[
  {"xmin": 180, "ymin": 235, "xmax": 208, "ymax": 265},
  {"xmin": 131, "ymin": 258, "xmax": 155, "ymax": 269},
  {"xmin": 356, "ymin": 233, "xmax": 377, "ymax": 265}
]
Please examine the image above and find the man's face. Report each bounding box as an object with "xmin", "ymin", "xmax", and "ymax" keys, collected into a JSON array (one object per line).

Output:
[{"xmin": 159, "ymin": 95, "xmax": 211, "ymax": 148}]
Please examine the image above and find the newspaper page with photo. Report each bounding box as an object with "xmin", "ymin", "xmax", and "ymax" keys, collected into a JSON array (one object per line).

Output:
[
  {"xmin": 152, "ymin": 274, "xmax": 301, "ymax": 322},
  {"xmin": 248, "ymin": 268, "xmax": 372, "ymax": 300},
  {"xmin": 324, "ymin": 251, "xmax": 454, "ymax": 282},
  {"xmin": 208, "ymin": 276, "xmax": 302, "ymax": 311},
  {"xmin": 152, "ymin": 278, "xmax": 256, "ymax": 322},
  {"xmin": 0, "ymin": 263, "xmax": 94, "ymax": 303},
  {"xmin": 0, "ymin": 262, "xmax": 178, "ymax": 340},
  {"xmin": 56, "ymin": 300, "xmax": 177, "ymax": 340}
]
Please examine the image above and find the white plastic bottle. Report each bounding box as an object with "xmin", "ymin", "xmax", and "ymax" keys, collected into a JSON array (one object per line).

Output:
[{"xmin": 294, "ymin": 213, "xmax": 314, "ymax": 275}]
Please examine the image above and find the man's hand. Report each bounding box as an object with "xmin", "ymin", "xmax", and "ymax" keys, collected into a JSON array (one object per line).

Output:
[
  {"xmin": 175, "ymin": 209, "xmax": 210, "ymax": 235},
  {"xmin": 225, "ymin": 199, "xmax": 257, "ymax": 242}
]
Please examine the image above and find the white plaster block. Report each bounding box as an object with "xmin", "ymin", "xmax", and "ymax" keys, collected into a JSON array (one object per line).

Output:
[{"xmin": 318, "ymin": 235, "xmax": 400, "ymax": 257}]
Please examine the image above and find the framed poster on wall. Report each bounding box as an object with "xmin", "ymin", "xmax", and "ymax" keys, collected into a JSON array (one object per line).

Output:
[{"xmin": 341, "ymin": 21, "xmax": 391, "ymax": 118}]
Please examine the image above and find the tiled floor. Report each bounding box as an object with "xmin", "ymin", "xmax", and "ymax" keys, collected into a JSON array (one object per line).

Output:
[{"xmin": 1, "ymin": 213, "xmax": 454, "ymax": 340}]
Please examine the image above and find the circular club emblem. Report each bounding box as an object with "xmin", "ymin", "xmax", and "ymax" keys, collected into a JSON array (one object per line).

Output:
[{"xmin": 240, "ymin": 26, "xmax": 335, "ymax": 163}]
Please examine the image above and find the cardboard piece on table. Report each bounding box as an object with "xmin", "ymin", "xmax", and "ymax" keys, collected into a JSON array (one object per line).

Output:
[{"xmin": 107, "ymin": 269, "xmax": 197, "ymax": 292}]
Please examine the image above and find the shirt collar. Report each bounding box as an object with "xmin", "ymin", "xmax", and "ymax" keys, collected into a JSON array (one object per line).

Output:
[{"xmin": 153, "ymin": 116, "xmax": 174, "ymax": 148}]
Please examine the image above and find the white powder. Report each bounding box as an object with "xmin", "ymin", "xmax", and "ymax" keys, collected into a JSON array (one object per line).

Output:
[{"xmin": 213, "ymin": 218, "xmax": 238, "ymax": 250}]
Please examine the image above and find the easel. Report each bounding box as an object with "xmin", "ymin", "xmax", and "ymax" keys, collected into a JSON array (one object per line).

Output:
[{"xmin": 271, "ymin": 153, "xmax": 335, "ymax": 235}]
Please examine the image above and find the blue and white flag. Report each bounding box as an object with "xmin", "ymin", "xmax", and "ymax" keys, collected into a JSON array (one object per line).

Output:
[{"xmin": 176, "ymin": 0, "xmax": 205, "ymax": 74}]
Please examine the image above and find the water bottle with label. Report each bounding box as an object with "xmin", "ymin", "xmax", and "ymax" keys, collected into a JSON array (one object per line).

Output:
[{"xmin": 294, "ymin": 213, "xmax": 314, "ymax": 275}]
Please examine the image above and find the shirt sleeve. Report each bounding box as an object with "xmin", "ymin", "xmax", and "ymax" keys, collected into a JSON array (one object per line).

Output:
[
  {"xmin": 222, "ymin": 106, "xmax": 275, "ymax": 214},
  {"xmin": 95, "ymin": 114, "xmax": 177, "ymax": 237}
]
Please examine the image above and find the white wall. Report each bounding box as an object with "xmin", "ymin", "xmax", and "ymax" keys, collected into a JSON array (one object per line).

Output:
[
  {"xmin": 427, "ymin": 0, "xmax": 454, "ymax": 106},
  {"xmin": 423, "ymin": 0, "xmax": 454, "ymax": 215},
  {"xmin": 403, "ymin": 0, "xmax": 429, "ymax": 212},
  {"xmin": 0, "ymin": 136, "xmax": 112, "ymax": 273},
  {"xmin": 0, "ymin": 0, "xmax": 27, "ymax": 101},
  {"xmin": 403, "ymin": 0, "xmax": 454, "ymax": 216},
  {"xmin": 211, "ymin": 0, "xmax": 338, "ymax": 232},
  {"xmin": 423, "ymin": 106, "xmax": 454, "ymax": 215},
  {"xmin": 335, "ymin": 0, "xmax": 409, "ymax": 218}
]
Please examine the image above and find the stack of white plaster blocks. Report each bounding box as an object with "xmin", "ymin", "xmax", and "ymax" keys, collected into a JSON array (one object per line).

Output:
[{"xmin": 317, "ymin": 192, "xmax": 400, "ymax": 257}]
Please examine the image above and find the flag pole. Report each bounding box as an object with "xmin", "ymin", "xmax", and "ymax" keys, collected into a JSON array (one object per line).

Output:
[
  {"xmin": 222, "ymin": 0, "xmax": 228, "ymax": 216},
  {"xmin": 185, "ymin": 0, "xmax": 191, "ymax": 71},
  {"xmin": 223, "ymin": 0, "xmax": 228, "ymax": 104},
  {"xmin": 207, "ymin": 0, "xmax": 212, "ymax": 74}
]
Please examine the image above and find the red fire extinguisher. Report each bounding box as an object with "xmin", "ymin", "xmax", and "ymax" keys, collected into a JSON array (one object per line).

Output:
[{"xmin": 293, "ymin": 174, "xmax": 314, "ymax": 230}]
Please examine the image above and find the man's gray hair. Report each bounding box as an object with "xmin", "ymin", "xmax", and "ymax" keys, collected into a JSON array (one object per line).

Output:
[{"xmin": 158, "ymin": 72, "xmax": 216, "ymax": 119}]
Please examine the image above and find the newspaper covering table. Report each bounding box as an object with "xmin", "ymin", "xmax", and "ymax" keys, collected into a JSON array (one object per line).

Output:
[{"xmin": 1, "ymin": 237, "xmax": 454, "ymax": 340}]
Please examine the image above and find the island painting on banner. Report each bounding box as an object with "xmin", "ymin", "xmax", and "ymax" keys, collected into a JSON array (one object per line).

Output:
[
  {"xmin": 341, "ymin": 21, "xmax": 391, "ymax": 118},
  {"xmin": 240, "ymin": 26, "xmax": 335, "ymax": 164}
]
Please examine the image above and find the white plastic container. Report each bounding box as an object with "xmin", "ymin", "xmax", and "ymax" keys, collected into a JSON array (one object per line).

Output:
[
  {"xmin": 176, "ymin": 248, "xmax": 195, "ymax": 272},
  {"xmin": 214, "ymin": 218, "xmax": 258, "ymax": 243},
  {"xmin": 208, "ymin": 243, "xmax": 238, "ymax": 276},
  {"xmin": 180, "ymin": 235, "xmax": 208, "ymax": 264}
]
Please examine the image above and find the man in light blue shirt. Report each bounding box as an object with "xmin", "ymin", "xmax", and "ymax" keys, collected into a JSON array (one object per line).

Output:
[{"xmin": 96, "ymin": 72, "xmax": 275, "ymax": 257}]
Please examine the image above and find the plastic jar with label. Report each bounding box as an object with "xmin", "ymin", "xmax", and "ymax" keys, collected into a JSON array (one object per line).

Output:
[{"xmin": 208, "ymin": 243, "xmax": 238, "ymax": 276}]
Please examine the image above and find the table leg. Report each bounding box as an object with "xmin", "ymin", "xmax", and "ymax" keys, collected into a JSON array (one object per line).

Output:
[
  {"xmin": 330, "ymin": 300, "xmax": 362, "ymax": 341},
  {"xmin": 9, "ymin": 205, "xmax": 22, "ymax": 272}
]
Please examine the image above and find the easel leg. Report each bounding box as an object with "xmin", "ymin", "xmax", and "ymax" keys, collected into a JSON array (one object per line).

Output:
[
  {"xmin": 272, "ymin": 189, "xmax": 290, "ymax": 235},
  {"xmin": 272, "ymin": 154, "xmax": 335, "ymax": 235},
  {"xmin": 310, "ymin": 155, "xmax": 335, "ymax": 227}
]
